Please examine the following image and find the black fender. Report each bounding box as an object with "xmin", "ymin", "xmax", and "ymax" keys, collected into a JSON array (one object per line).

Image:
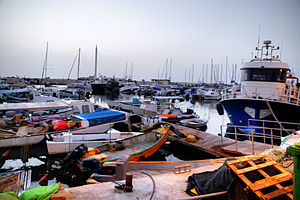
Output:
[{"xmin": 216, "ymin": 103, "xmax": 224, "ymax": 115}]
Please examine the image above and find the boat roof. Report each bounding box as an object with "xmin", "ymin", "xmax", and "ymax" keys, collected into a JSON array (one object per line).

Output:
[
  {"xmin": 153, "ymin": 96, "xmax": 184, "ymax": 100},
  {"xmin": 0, "ymin": 101, "xmax": 71, "ymax": 111},
  {"xmin": 73, "ymin": 110, "xmax": 126, "ymax": 126},
  {"xmin": 241, "ymin": 61, "xmax": 290, "ymax": 70},
  {"xmin": 0, "ymin": 88, "xmax": 31, "ymax": 94}
]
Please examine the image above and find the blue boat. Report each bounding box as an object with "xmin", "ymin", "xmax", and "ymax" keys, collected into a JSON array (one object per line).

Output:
[{"xmin": 218, "ymin": 40, "xmax": 300, "ymax": 143}]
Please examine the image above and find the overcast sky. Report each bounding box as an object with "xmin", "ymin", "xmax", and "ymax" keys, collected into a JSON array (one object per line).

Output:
[{"xmin": 0, "ymin": 0, "xmax": 299, "ymax": 82}]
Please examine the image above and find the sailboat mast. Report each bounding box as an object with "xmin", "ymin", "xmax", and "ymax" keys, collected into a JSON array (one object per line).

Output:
[
  {"xmin": 77, "ymin": 48, "xmax": 81, "ymax": 80},
  {"xmin": 169, "ymin": 58, "xmax": 172, "ymax": 80},
  {"xmin": 130, "ymin": 62, "xmax": 133, "ymax": 80},
  {"xmin": 94, "ymin": 45, "xmax": 98, "ymax": 80},
  {"xmin": 41, "ymin": 42, "xmax": 49, "ymax": 85},
  {"xmin": 192, "ymin": 64, "xmax": 194, "ymax": 83}
]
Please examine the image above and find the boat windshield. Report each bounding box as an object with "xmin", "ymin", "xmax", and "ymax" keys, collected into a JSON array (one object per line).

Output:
[{"xmin": 241, "ymin": 68, "xmax": 287, "ymax": 83}]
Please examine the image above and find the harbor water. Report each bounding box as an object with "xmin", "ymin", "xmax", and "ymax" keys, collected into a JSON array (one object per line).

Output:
[{"xmin": 0, "ymin": 93, "xmax": 229, "ymax": 188}]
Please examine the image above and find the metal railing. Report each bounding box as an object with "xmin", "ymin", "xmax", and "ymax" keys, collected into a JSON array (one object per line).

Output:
[
  {"xmin": 247, "ymin": 118, "xmax": 300, "ymax": 142},
  {"xmin": 221, "ymin": 86, "xmax": 300, "ymax": 106},
  {"xmin": 220, "ymin": 123, "xmax": 295, "ymax": 155}
]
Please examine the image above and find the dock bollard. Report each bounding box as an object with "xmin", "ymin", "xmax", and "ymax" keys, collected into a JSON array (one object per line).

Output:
[
  {"xmin": 286, "ymin": 142, "xmax": 300, "ymax": 199},
  {"xmin": 125, "ymin": 174, "xmax": 133, "ymax": 192}
]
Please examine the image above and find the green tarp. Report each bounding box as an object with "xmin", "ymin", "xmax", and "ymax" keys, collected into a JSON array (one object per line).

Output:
[{"xmin": 19, "ymin": 184, "xmax": 60, "ymax": 200}]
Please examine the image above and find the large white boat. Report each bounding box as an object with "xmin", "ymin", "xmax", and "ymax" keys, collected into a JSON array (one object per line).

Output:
[{"xmin": 218, "ymin": 40, "xmax": 300, "ymax": 142}]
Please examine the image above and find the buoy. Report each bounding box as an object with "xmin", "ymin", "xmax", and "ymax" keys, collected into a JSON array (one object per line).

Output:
[
  {"xmin": 38, "ymin": 174, "xmax": 48, "ymax": 186},
  {"xmin": 216, "ymin": 103, "xmax": 224, "ymax": 115},
  {"xmin": 186, "ymin": 135, "xmax": 196, "ymax": 143},
  {"xmin": 2, "ymin": 150, "xmax": 10, "ymax": 158}
]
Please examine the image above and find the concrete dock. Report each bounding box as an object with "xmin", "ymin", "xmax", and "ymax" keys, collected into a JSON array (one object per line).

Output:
[{"xmin": 53, "ymin": 159, "xmax": 225, "ymax": 200}]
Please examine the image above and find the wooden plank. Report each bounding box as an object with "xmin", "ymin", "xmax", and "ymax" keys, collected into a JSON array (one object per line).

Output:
[
  {"xmin": 237, "ymin": 174, "xmax": 253, "ymax": 186},
  {"xmin": 227, "ymin": 155, "xmax": 293, "ymax": 200},
  {"xmin": 263, "ymin": 185, "xmax": 293, "ymax": 199},
  {"xmin": 250, "ymin": 173, "xmax": 293, "ymax": 191},
  {"xmin": 226, "ymin": 155, "xmax": 265, "ymax": 165},
  {"xmin": 236, "ymin": 161, "xmax": 276, "ymax": 175}
]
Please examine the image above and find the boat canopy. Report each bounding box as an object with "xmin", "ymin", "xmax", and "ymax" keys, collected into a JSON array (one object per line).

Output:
[
  {"xmin": 241, "ymin": 61, "xmax": 289, "ymax": 70},
  {"xmin": 73, "ymin": 110, "xmax": 126, "ymax": 126},
  {"xmin": 0, "ymin": 88, "xmax": 31, "ymax": 94},
  {"xmin": 0, "ymin": 101, "xmax": 71, "ymax": 111}
]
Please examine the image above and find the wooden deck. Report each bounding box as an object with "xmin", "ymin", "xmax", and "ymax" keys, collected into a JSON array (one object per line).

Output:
[{"xmin": 164, "ymin": 123, "xmax": 280, "ymax": 157}]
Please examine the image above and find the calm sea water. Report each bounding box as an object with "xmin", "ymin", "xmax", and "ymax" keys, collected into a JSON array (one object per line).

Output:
[
  {"xmin": 1, "ymin": 93, "xmax": 229, "ymax": 188},
  {"xmin": 90, "ymin": 94, "xmax": 230, "ymax": 135}
]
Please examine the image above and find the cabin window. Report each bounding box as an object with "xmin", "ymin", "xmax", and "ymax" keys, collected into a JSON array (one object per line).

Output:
[
  {"xmin": 82, "ymin": 105, "xmax": 90, "ymax": 113},
  {"xmin": 241, "ymin": 68, "xmax": 287, "ymax": 83}
]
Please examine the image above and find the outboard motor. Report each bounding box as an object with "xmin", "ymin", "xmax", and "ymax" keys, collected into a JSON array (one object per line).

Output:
[
  {"xmin": 62, "ymin": 144, "xmax": 88, "ymax": 164},
  {"xmin": 81, "ymin": 157, "xmax": 102, "ymax": 177}
]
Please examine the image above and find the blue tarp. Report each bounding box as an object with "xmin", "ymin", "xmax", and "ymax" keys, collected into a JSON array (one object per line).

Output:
[
  {"xmin": 74, "ymin": 110, "xmax": 126, "ymax": 126},
  {"xmin": 0, "ymin": 88, "xmax": 30, "ymax": 94}
]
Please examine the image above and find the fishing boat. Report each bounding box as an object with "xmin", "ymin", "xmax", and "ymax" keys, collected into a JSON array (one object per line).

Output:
[
  {"xmin": 46, "ymin": 131, "xmax": 143, "ymax": 155},
  {"xmin": 93, "ymin": 126, "xmax": 170, "ymax": 162},
  {"xmin": 48, "ymin": 126, "xmax": 170, "ymax": 186},
  {"xmin": 202, "ymin": 88, "xmax": 221, "ymax": 101},
  {"xmin": 180, "ymin": 118, "xmax": 208, "ymax": 129},
  {"xmin": 219, "ymin": 40, "xmax": 300, "ymax": 141},
  {"xmin": 0, "ymin": 101, "xmax": 127, "ymax": 148},
  {"xmin": 106, "ymin": 98, "xmax": 143, "ymax": 112},
  {"xmin": 119, "ymin": 82, "xmax": 139, "ymax": 94}
]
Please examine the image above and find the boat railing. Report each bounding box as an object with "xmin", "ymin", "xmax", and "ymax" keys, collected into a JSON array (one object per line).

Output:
[
  {"xmin": 221, "ymin": 86, "xmax": 300, "ymax": 106},
  {"xmin": 247, "ymin": 118, "xmax": 300, "ymax": 142},
  {"xmin": 220, "ymin": 123, "xmax": 295, "ymax": 155}
]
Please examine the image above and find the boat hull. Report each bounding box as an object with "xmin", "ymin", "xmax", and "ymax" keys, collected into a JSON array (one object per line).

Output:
[{"xmin": 221, "ymin": 98, "xmax": 300, "ymax": 135}]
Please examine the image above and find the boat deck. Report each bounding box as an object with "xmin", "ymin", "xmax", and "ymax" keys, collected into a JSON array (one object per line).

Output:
[{"xmin": 165, "ymin": 123, "xmax": 279, "ymax": 157}]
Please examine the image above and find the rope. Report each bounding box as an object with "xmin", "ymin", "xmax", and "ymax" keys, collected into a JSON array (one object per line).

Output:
[
  {"xmin": 141, "ymin": 171, "xmax": 155, "ymax": 200},
  {"xmin": 265, "ymin": 100, "xmax": 292, "ymax": 135}
]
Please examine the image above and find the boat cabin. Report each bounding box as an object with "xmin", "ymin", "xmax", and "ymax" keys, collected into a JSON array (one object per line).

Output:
[{"xmin": 239, "ymin": 40, "xmax": 291, "ymax": 100}]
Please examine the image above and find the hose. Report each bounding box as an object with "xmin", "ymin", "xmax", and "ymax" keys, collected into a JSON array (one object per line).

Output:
[{"xmin": 141, "ymin": 171, "xmax": 155, "ymax": 200}]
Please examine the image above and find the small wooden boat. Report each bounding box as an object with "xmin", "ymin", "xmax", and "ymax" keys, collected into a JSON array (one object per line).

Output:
[
  {"xmin": 46, "ymin": 131, "xmax": 144, "ymax": 155},
  {"xmin": 180, "ymin": 118, "xmax": 208, "ymax": 129},
  {"xmin": 94, "ymin": 126, "xmax": 170, "ymax": 162},
  {"xmin": 48, "ymin": 127, "xmax": 170, "ymax": 186},
  {"xmin": 0, "ymin": 102, "xmax": 127, "ymax": 148}
]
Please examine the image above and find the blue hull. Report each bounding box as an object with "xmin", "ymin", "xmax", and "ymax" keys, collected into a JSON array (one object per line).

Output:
[{"xmin": 221, "ymin": 98, "xmax": 300, "ymax": 136}]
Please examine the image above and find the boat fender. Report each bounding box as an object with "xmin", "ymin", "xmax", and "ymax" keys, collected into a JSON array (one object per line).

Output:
[
  {"xmin": 38, "ymin": 174, "xmax": 48, "ymax": 186},
  {"xmin": 216, "ymin": 103, "xmax": 224, "ymax": 115},
  {"xmin": 2, "ymin": 150, "xmax": 10, "ymax": 158}
]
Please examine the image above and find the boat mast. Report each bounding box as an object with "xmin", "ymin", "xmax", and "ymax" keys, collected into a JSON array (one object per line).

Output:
[
  {"xmin": 210, "ymin": 58, "xmax": 213, "ymax": 85},
  {"xmin": 165, "ymin": 58, "xmax": 168, "ymax": 79},
  {"xmin": 77, "ymin": 48, "xmax": 81, "ymax": 80},
  {"xmin": 94, "ymin": 45, "xmax": 98, "ymax": 80},
  {"xmin": 226, "ymin": 56, "xmax": 228, "ymax": 85},
  {"xmin": 169, "ymin": 58, "xmax": 172, "ymax": 81},
  {"xmin": 67, "ymin": 51, "xmax": 78, "ymax": 79},
  {"xmin": 130, "ymin": 62, "xmax": 133, "ymax": 80},
  {"xmin": 41, "ymin": 42, "xmax": 48, "ymax": 85}
]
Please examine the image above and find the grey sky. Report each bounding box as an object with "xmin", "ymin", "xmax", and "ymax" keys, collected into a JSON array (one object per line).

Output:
[{"xmin": 0, "ymin": 0, "xmax": 299, "ymax": 82}]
